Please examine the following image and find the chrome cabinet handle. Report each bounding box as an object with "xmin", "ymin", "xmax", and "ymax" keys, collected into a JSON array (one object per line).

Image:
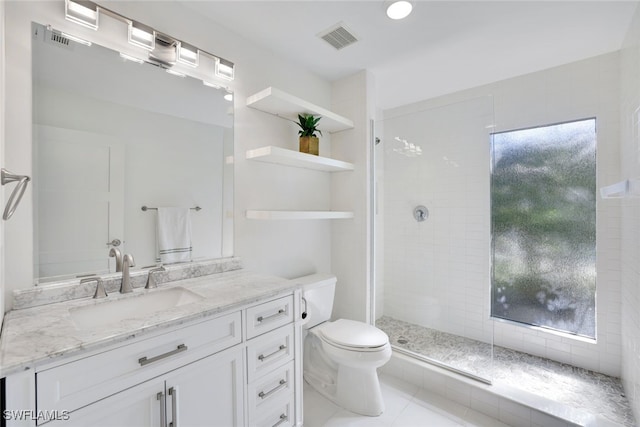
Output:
[
  {"xmin": 139, "ymin": 344, "xmax": 188, "ymax": 366},
  {"xmin": 168, "ymin": 387, "xmax": 178, "ymax": 427},
  {"xmin": 273, "ymin": 414, "xmax": 288, "ymax": 427},
  {"xmin": 258, "ymin": 344, "xmax": 286, "ymax": 362},
  {"xmin": 157, "ymin": 392, "xmax": 166, "ymax": 427},
  {"xmin": 257, "ymin": 309, "xmax": 285, "ymax": 323},
  {"xmin": 258, "ymin": 379, "xmax": 287, "ymax": 400}
]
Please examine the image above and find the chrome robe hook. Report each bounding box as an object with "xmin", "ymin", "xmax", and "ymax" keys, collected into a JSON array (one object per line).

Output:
[{"xmin": 1, "ymin": 168, "xmax": 31, "ymax": 220}]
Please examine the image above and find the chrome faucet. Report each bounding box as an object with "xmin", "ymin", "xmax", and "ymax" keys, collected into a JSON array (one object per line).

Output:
[
  {"xmin": 121, "ymin": 254, "xmax": 135, "ymax": 293},
  {"xmin": 80, "ymin": 277, "xmax": 107, "ymax": 299},
  {"xmin": 109, "ymin": 248, "xmax": 123, "ymax": 272}
]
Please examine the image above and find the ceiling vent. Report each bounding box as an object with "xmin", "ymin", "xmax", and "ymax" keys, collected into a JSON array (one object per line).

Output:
[
  {"xmin": 317, "ymin": 22, "xmax": 358, "ymax": 51},
  {"xmin": 50, "ymin": 32, "xmax": 70, "ymax": 47},
  {"xmin": 41, "ymin": 27, "xmax": 73, "ymax": 51}
]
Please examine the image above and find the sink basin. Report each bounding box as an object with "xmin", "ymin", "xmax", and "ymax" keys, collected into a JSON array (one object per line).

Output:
[{"xmin": 69, "ymin": 287, "xmax": 203, "ymax": 330}]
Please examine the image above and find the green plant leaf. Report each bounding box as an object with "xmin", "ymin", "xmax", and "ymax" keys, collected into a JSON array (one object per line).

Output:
[{"xmin": 294, "ymin": 114, "xmax": 322, "ymax": 137}]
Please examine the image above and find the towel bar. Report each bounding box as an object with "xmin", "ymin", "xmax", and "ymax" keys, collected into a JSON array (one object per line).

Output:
[{"xmin": 141, "ymin": 205, "xmax": 201, "ymax": 212}]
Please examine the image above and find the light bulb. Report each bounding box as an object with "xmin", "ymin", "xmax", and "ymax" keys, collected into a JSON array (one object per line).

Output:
[{"xmin": 386, "ymin": 1, "xmax": 413, "ymax": 20}]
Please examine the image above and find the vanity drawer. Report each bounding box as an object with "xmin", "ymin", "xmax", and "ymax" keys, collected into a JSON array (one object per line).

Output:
[
  {"xmin": 36, "ymin": 311, "xmax": 241, "ymax": 414},
  {"xmin": 247, "ymin": 324, "xmax": 295, "ymax": 382},
  {"xmin": 246, "ymin": 295, "xmax": 294, "ymax": 339},
  {"xmin": 248, "ymin": 360, "xmax": 295, "ymax": 417},
  {"xmin": 251, "ymin": 393, "xmax": 295, "ymax": 427}
]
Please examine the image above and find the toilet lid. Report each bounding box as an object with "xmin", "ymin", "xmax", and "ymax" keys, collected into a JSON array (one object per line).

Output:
[{"xmin": 319, "ymin": 319, "xmax": 389, "ymax": 349}]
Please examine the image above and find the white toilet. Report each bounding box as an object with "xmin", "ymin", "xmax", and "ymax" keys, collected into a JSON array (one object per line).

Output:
[{"xmin": 297, "ymin": 273, "xmax": 392, "ymax": 416}]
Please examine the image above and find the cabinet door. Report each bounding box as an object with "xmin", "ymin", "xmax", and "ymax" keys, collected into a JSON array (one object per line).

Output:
[
  {"xmin": 46, "ymin": 377, "xmax": 165, "ymax": 427},
  {"xmin": 164, "ymin": 345, "xmax": 245, "ymax": 427}
]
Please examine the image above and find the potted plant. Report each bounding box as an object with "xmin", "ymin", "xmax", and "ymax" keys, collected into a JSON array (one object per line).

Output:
[{"xmin": 296, "ymin": 114, "xmax": 322, "ymax": 156}]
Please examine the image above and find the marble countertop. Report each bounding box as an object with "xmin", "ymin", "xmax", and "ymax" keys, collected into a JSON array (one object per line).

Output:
[{"xmin": 0, "ymin": 270, "xmax": 297, "ymax": 377}]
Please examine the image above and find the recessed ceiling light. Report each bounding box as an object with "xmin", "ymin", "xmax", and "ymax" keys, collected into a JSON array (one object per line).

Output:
[{"xmin": 386, "ymin": 1, "xmax": 413, "ymax": 20}]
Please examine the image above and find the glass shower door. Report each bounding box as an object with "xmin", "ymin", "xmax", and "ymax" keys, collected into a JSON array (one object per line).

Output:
[{"xmin": 374, "ymin": 96, "xmax": 495, "ymax": 382}]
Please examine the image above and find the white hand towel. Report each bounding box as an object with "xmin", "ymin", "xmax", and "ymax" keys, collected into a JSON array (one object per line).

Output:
[{"xmin": 156, "ymin": 207, "xmax": 192, "ymax": 264}]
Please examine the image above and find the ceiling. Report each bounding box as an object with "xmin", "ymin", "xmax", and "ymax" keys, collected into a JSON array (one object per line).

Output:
[{"xmin": 183, "ymin": 1, "xmax": 638, "ymax": 109}]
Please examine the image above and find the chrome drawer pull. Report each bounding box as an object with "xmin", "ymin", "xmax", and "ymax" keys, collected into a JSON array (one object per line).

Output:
[
  {"xmin": 258, "ymin": 379, "xmax": 287, "ymax": 400},
  {"xmin": 139, "ymin": 344, "xmax": 188, "ymax": 366},
  {"xmin": 273, "ymin": 414, "xmax": 288, "ymax": 427},
  {"xmin": 258, "ymin": 344, "xmax": 286, "ymax": 362},
  {"xmin": 257, "ymin": 309, "xmax": 285, "ymax": 323}
]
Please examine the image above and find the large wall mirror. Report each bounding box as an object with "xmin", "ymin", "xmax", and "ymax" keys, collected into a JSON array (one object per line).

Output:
[{"xmin": 31, "ymin": 22, "xmax": 234, "ymax": 284}]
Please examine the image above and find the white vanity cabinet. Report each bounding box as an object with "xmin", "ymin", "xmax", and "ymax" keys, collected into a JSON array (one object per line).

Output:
[
  {"xmin": 47, "ymin": 346, "xmax": 245, "ymax": 427},
  {"xmin": 244, "ymin": 295, "xmax": 297, "ymax": 427},
  {"xmin": 39, "ymin": 310, "xmax": 245, "ymax": 427},
  {"xmin": 3, "ymin": 290, "xmax": 303, "ymax": 427}
]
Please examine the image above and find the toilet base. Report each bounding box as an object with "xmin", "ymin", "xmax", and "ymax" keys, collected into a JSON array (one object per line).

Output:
[
  {"xmin": 335, "ymin": 365, "xmax": 385, "ymax": 416},
  {"xmin": 304, "ymin": 367, "xmax": 385, "ymax": 417},
  {"xmin": 304, "ymin": 334, "xmax": 387, "ymax": 417}
]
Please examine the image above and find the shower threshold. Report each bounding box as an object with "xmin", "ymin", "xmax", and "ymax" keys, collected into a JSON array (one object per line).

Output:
[
  {"xmin": 391, "ymin": 345, "xmax": 492, "ymax": 385},
  {"xmin": 377, "ymin": 316, "xmax": 634, "ymax": 427}
]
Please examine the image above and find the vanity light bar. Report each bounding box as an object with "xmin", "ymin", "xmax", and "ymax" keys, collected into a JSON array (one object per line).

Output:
[
  {"xmin": 128, "ymin": 21, "xmax": 156, "ymax": 51},
  {"xmin": 166, "ymin": 69, "xmax": 186, "ymax": 78},
  {"xmin": 59, "ymin": 31, "xmax": 92, "ymax": 46},
  {"xmin": 65, "ymin": 0, "xmax": 99, "ymax": 30},
  {"xmin": 216, "ymin": 58, "xmax": 235, "ymax": 81},
  {"xmin": 203, "ymin": 81, "xmax": 222, "ymax": 89},
  {"xmin": 177, "ymin": 42, "xmax": 199, "ymax": 67},
  {"xmin": 119, "ymin": 52, "xmax": 145, "ymax": 64},
  {"xmin": 63, "ymin": 3, "xmax": 235, "ymax": 81}
]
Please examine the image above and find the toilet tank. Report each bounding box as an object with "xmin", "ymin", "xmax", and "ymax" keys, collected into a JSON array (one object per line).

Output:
[{"xmin": 295, "ymin": 273, "xmax": 337, "ymax": 328}]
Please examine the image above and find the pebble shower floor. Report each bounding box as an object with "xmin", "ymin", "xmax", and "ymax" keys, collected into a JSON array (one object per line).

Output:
[{"xmin": 376, "ymin": 316, "xmax": 635, "ymax": 426}]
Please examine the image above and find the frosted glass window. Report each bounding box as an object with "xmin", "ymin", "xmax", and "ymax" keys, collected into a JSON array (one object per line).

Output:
[{"xmin": 491, "ymin": 119, "xmax": 596, "ymax": 338}]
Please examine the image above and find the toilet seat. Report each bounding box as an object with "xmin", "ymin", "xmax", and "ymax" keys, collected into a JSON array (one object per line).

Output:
[{"xmin": 317, "ymin": 319, "xmax": 389, "ymax": 352}]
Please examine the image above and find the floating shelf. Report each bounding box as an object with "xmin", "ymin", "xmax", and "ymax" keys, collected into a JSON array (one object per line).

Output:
[
  {"xmin": 246, "ymin": 87, "xmax": 354, "ymax": 133},
  {"xmin": 246, "ymin": 210, "xmax": 354, "ymax": 220},
  {"xmin": 246, "ymin": 146, "xmax": 354, "ymax": 172}
]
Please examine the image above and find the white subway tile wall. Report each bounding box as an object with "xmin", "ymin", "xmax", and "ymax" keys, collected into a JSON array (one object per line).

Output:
[{"xmin": 379, "ymin": 51, "xmax": 623, "ymax": 378}]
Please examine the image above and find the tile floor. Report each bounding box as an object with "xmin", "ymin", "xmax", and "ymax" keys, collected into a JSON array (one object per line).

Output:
[{"xmin": 303, "ymin": 373, "xmax": 511, "ymax": 427}]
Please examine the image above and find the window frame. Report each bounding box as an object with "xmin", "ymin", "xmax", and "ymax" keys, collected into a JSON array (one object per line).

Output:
[{"xmin": 489, "ymin": 117, "xmax": 598, "ymax": 339}]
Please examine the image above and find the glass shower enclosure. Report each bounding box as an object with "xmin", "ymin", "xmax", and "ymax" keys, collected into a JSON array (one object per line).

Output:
[{"xmin": 373, "ymin": 96, "xmax": 495, "ymax": 382}]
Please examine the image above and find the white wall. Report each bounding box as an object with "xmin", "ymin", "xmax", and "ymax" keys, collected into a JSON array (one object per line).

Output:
[
  {"xmin": 1, "ymin": 0, "xmax": 6, "ymax": 322},
  {"xmin": 380, "ymin": 52, "xmax": 622, "ymax": 377},
  {"xmin": 330, "ymin": 70, "xmax": 375, "ymax": 323},
  {"xmin": 620, "ymin": 4, "xmax": 640, "ymax": 421},
  {"xmin": 3, "ymin": 0, "xmax": 335, "ymax": 309}
]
